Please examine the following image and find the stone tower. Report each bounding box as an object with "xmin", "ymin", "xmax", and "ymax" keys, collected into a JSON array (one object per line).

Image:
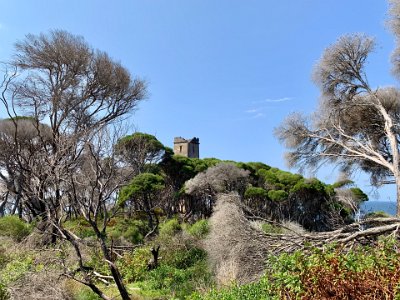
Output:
[{"xmin": 173, "ymin": 137, "xmax": 200, "ymax": 158}]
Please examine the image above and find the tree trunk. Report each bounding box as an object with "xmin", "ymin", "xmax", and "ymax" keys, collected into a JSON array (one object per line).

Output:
[
  {"xmin": 91, "ymin": 223, "xmax": 131, "ymax": 300},
  {"xmin": 98, "ymin": 237, "xmax": 130, "ymax": 300}
]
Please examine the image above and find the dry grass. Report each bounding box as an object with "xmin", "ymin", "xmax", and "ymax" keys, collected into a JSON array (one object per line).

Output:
[
  {"xmin": 9, "ymin": 271, "xmax": 71, "ymax": 300},
  {"xmin": 204, "ymin": 192, "xmax": 271, "ymax": 285}
]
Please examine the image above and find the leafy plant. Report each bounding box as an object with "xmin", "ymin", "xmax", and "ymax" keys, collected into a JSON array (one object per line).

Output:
[
  {"xmin": 0, "ymin": 216, "xmax": 31, "ymax": 242},
  {"xmin": 0, "ymin": 254, "xmax": 33, "ymax": 285},
  {"xmin": 186, "ymin": 219, "xmax": 209, "ymax": 239},
  {"xmin": 159, "ymin": 218, "xmax": 181, "ymax": 237},
  {"xmin": 0, "ymin": 282, "xmax": 10, "ymax": 300}
]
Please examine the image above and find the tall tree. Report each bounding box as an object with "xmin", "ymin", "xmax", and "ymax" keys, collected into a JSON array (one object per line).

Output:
[
  {"xmin": 0, "ymin": 30, "xmax": 146, "ymax": 300},
  {"xmin": 276, "ymin": 1, "xmax": 400, "ymax": 216},
  {"xmin": 115, "ymin": 132, "xmax": 165, "ymax": 174}
]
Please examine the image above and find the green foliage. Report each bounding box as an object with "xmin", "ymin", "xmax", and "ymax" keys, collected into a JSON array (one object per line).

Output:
[
  {"xmin": 64, "ymin": 218, "xmax": 95, "ymax": 238},
  {"xmin": 0, "ymin": 282, "xmax": 9, "ymax": 300},
  {"xmin": 261, "ymin": 223, "xmax": 283, "ymax": 234},
  {"xmin": 144, "ymin": 259, "xmax": 212, "ymax": 299},
  {"xmin": 290, "ymin": 178, "xmax": 328, "ymax": 194},
  {"xmin": 167, "ymin": 247, "xmax": 207, "ymax": 270},
  {"xmin": 257, "ymin": 167, "xmax": 304, "ymax": 192},
  {"xmin": 159, "ymin": 219, "xmax": 181, "ymax": 237},
  {"xmin": 195, "ymin": 238, "xmax": 400, "ymax": 299},
  {"xmin": 118, "ymin": 173, "xmax": 164, "ymax": 205},
  {"xmin": 245, "ymin": 162, "xmax": 271, "ymax": 171},
  {"xmin": 188, "ymin": 277, "xmax": 276, "ymax": 300},
  {"xmin": 73, "ymin": 287, "xmax": 102, "ymax": 300},
  {"xmin": 119, "ymin": 246, "xmax": 152, "ymax": 282},
  {"xmin": 244, "ymin": 187, "xmax": 268, "ymax": 199},
  {"xmin": 116, "ymin": 132, "xmax": 164, "ymax": 153},
  {"xmin": 350, "ymin": 187, "xmax": 369, "ymax": 202},
  {"xmin": 186, "ymin": 219, "xmax": 209, "ymax": 239},
  {"xmin": 0, "ymin": 247, "xmax": 9, "ymax": 268},
  {"xmin": 0, "ymin": 254, "xmax": 33, "ymax": 285},
  {"xmin": 107, "ymin": 218, "xmax": 148, "ymax": 244},
  {"xmin": 86, "ymin": 248, "xmax": 110, "ymax": 277},
  {"xmin": 118, "ymin": 223, "xmax": 211, "ymax": 299},
  {"xmin": 258, "ymin": 168, "xmax": 279, "ymax": 185},
  {"xmin": 331, "ymin": 179, "xmax": 354, "ymax": 188},
  {"xmin": 365, "ymin": 211, "xmax": 391, "ymax": 218},
  {"xmin": 267, "ymin": 190, "xmax": 288, "ymax": 201},
  {"xmin": 0, "ymin": 216, "xmax": 31, "ymax": 242}
]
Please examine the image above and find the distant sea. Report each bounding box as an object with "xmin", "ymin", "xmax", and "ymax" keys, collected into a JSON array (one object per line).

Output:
[{"xmin": 359, "ymin": 201, "xmax": 397, "ymax": 217}]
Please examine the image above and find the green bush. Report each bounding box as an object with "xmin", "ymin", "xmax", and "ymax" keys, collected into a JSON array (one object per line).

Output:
[
  {"xmin": 267, "ymin": 190, "xmax": 288, "ymax": 201},
  {"xmin": 108, "ymin": 219, "xmax": 148, "ymax": 244},
  {"xmin": 193, "ymin": 238, "xmax": 400, "ymax": 299},
  {"xmin": 145, "ymin": 259, "xmax": 212, "ymax": 299},
  {"xmin": 159, "ymin": 219, "xmax": 181, "ymax": 236},
  {"xmin": 186, "ymin": 219, "xmax": 209, "ymax": 239},
  {"xmin": 364, "ymin": 211, "xmax": 391, "ymax": 218},
  {"xmin": 0, "ymin": 216, "xmax": 31, "ymax": 242},
  {"xmin": 119, "ymin": 220, "xmax": 212, "ymax": 299},
  {"xmin": 63, "ymin": 218, "xmax": 95, "ymax": 238},
  {"xmin": 119, "ymin": 246, "xmax": 152, "ymax": 282},
  {"xmin": 74, "ymin": 287, "xmax": 101, "ymax": 300},
  {"xmin": 169, "ymin": 247, "xmax": 207, "ymax": 269},
  {"xmin": 0, "ymin": 282, "xmax": 10, "ymax": 300},
  {"xmin": 261, "ymin": 223, "xmax": 283, "ymax": 234},
  {"xmin": 0, "ymin": 255, "xmax": 33, "ymax": 285},
  {"xmin": 0, "ymin": 248, "xmax": 9, "ymax": 268}
]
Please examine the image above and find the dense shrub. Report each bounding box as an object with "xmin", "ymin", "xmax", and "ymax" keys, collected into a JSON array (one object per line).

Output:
[
  {"xmin": 186, "ymin": 219, "xmax": 209, "ymax": 239},
  {"xmin": 119, "ymin": 246, "xmax": 152, "ymax": 282},
  {"xmin": 194, "ymin": 238, "xmax": 400, "ymax": 300},
  {"xmin": 107, "ymin": 218, "xmax": 149, "ymax": 244},
  {"xmin": 364, "ymin": 211, "xmax": 391, "ymax": 218},
  {"xmin": 260, "ymin": 223, "xmax": 283, "ymax": 234},
  {"xmin": 119, "ymin": 220, "xmax": 212, "ymax": 298},
  {"xmin": 0, "ymin": 216, "xmax": 31, "ymax": 242},
  {"xmin": 73, "ymin": 287, "xmax": 101, "ymax": 300},
  {"xmin": 0, "ymin": 282, "xmax": 10, "ymax": 300},
  {"xmin": 0, "ymin": 254, "xmax": 33, "ymax": 285},
  {"xmin": 159, "ymin": 218, "xmax": 181, "ymax": 236},
  {"xmin": 63, "ymin": 218, "xmax": 95, "ymax": 238}
]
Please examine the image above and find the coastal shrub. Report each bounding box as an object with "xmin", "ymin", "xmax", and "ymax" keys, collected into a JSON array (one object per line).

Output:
[
  {"xmin": 108, "ymin": 218, "xmax": 148, "ymax": 244},
  {"xmin": 63, "ymin": 218, "xmax": 95, "ymax": 238},
  {"xmin": 119, "ymin": 246, "xmax": 152, "ymax": 282},
  {"xmin": 194, "ymin": 238, "xmax": 400, "ymax": 299},
  {"xmin": 364, "ymin": 211, "xmax": 391, "ymax": 218},
  {"xmin": 73, "ymin": 287, "xmax": 101, "ymax": 300},
  {"xmin": 261, "ymin": 223, "xmax": 283, "ymax": 234},
  {"xmin": 119, "ymin": 220, "xmax": 212, "ymax": 298},
  {"xmin": 0, "ymin": 282, "xmax": 10, "ymax": 300},
  {"xmin": 0, "ymin": 216, "xmax": 31, "ymax": 242},
  {"xmin": 0, "ymin": 254, "xmax": 33, "ymax": 285},
  {"xmin": 186, "ymin": 219, "xmax": 209, "ymax": 239},
  {"xmin": 159, "ymin": 218, "xmax": 181, "ymax": 236}
]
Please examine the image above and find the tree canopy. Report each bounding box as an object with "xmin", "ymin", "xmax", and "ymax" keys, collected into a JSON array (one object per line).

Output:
[{"xmin": 276, "ymin": 4, "xmax": 400, "ymax": 216}]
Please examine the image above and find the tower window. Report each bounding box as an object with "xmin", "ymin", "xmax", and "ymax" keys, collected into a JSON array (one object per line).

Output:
[{"xmin": 179, "ymin": 145, "xmax": 182, "ymax": 152}]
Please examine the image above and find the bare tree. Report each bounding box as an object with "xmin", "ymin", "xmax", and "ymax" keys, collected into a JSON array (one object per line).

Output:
[
  {"xmin": 185, "ymin": 162, "xmax": 249, "ymax": 216},
  {"xmin": 0, "ymin": 30, "xmax": 146, "ymax": 300},
  {"xmin": 276, "ymin": 28, "xmax": 400, "ymax": 216}
]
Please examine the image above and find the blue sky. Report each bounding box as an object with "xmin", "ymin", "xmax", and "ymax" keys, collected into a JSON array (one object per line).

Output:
[{"xmin": 0, "ymin": 0, "xmax": 397, "ymax": 200}]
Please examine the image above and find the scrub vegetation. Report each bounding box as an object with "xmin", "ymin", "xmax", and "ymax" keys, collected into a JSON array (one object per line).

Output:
[{"xmin": 2, "ymin": 0, "xmax": 400, "ymax": 299}]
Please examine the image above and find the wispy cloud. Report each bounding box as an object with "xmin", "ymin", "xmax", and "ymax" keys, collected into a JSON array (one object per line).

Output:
[
  {"xmin": 252, "ymin": 97, "xmax": 292, "ymax": 104},
  {"xmin": 245, "ymin": 108, "xmax": 263, "ymax": 114},
  {"xmin": 244, "ymin": 108, "xmax": 266, "ymax": 119},
  {"xmin": 240, "ymin": 96, "xmax": 293, "ymax": 120},
  {"xmin": 252, "ymin": 112, "xmax": 265, "ymax": 119}
]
